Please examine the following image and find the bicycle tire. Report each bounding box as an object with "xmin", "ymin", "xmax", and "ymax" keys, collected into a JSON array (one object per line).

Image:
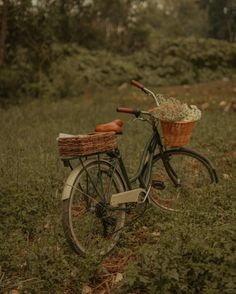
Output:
[
  {"xmin": 62, "ymin": 159, "xmax": 126, "ymax": 256},
  {"xmin": 146, "ymin": 148, "xmax": 218, "ymax": 212}
]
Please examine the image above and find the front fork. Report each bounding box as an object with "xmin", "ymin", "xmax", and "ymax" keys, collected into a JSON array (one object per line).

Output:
[{"xmin": 161, "ymin": 152, "xmax": 181, "ymax": 187}]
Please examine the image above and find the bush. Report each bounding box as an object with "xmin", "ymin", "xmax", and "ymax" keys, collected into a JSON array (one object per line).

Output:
[
  {"xmin": 1, "ymin": 38, "xmax": 236, "ymax": 104},
  {"xmin": 132, "ymin": 38, "xmax": 236, "ymax": 85},
  {"xmin": 43, "ymin": 38, "xmax": 236, "ymax": 99}
]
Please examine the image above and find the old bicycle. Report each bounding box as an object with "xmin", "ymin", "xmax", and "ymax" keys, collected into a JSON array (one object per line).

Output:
[{"xmin": 59, "ymin": 80, "xmax": 218, "ymax": 256}]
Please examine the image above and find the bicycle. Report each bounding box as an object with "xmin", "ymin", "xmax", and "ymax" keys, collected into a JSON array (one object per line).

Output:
[{"xmin": 60, "ymin": 80, "xmax": 218, "ymax": 256}]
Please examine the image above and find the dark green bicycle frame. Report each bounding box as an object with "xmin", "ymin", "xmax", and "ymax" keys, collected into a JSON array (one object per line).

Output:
[
  {"xmin": 62, "ymin": 122, "xmax": 218, "ymax": 204},
  {"xmin": 109, "ymin": 122, "xmax": 218, "ymax": 194},
  {"xmin": 114, "ymin": 125, "xmax": 162, "ymax": 191}
]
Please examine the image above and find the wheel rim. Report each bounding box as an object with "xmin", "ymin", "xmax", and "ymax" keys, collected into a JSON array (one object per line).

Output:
[
  {"xmin": 149, "ymin": 152, "xmax": 214, "ymax": 212},
  {"xmin": 69, "ymin": 162, "xmax": 125, "ymax": 255}
]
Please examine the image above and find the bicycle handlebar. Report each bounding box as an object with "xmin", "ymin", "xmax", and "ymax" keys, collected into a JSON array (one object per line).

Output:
[
  {"xmin": 116, "ymin": 107, "xmax": 141, "ymax": 117},
  {"xmin": 130, "ymin": 80, "xmax": 160, "ymax": 106},
  {"xmin": 116, "ymin": 107, "xmax": 134, "ymax": 113},
  {"xmin": 116, "ymin": 107, "xmax": 151, "ymax": 118},
  {"xmin": 131, "ymin": 80, "xmax": 149, "ymax": 94},
  {"xmin": 131, "ymin": 80, "xmax": 144, "ymax": 89}
]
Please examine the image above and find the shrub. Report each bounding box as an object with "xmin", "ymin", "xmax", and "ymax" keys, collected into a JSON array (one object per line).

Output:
[{"xmin": 1, "ymin": 38, "xmax": 236, "ymax": 104}]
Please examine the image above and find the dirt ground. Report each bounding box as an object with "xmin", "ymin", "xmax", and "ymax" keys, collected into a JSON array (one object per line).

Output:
[{"xmin": 160, "ymin": 79, "xmax": 236, "ymax": 98}]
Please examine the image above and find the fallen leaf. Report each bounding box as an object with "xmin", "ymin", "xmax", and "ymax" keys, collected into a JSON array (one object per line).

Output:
[
  {"xmin": 44, "ymin": 223, "xmax": 50, "ymax": 229},
  {"xmin": 223, "ymin": 173, "xmax": 230, "ymax": 180},
  {"xmin": 118, "ymin": 83, "xmax": 128, "ymax": 91},
  {"xmin": 183, "ymin": 85, "xmax": 190, "ymax": 90},
  {"xmin": 151, "ymin": 231, "xmax": 161, "ymax": 237},
  {"xmin": 219, "ymin": 101, "xmax": 227, "ymax": 107},
  {"xmin": 82, "ymin": 285, "xmax": 93, "ymax": 294},
  {"xmin": 97, "ymin": 289, "xmax": 106, "ymax": 294},
  {"xmin": 224, "ymin": 103, "xmax": 231, "ymax": 112},
  {"xmin": 115, "ymin": 272, "xmax": 123, "ymax": 284},
  {"xmin": 10, "ymin": 290, "xmax": 20, "ymax": 294},
  {"xmin": 225, "ymin": 151, "xmax": 236, "ymax": 158},
  {"xmin": 222, "ymin": 77, "xmax": 229, "ymax": 82},
  {"xmin": 201, "ymin": 102, "xmax": 209, "ymax": 110},
  {"xmin": 202, "ymin": 90, "xmax": 211, "ymax": 97}
]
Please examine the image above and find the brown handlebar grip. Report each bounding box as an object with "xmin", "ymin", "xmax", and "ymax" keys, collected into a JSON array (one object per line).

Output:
[
  {"xmin": 117, "ymin": 107, "xmax": 135, "ymax": 114},
  {"xmin": 131, "ymin": 80, "xmax": 144, "ymax": 89}
]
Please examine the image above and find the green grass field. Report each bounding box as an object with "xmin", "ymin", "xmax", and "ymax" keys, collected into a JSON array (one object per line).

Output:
[{"xmin": 0, "ymin": 81, "xmax": 236, "ymax": 293}]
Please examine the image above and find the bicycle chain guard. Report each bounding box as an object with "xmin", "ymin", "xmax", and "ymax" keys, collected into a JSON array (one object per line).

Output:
[{"xmin": 110, "ymin": 187, "xmax": 151, "ymax": 206}]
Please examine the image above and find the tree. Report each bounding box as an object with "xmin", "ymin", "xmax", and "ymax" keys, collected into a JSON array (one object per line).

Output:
[
  {"xmin": 75, "ymin": 0, "xmax": 149, "ymax": 51},
  {"xmin": 139, "ymin": 0, "xmax": 208, "ymax": 42},
  {"xmin": 197, "ymin": 0, "xmax": 236, "ymax": 42},
  {"xmin": 0, "ymin": 0, "xmax": 8, "ymax": 66}
]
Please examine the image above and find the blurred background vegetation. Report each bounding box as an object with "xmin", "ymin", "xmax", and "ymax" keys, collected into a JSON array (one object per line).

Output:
[{"xmin": 0, "ymin": 0, "xmax": 236, "ymax": 105}]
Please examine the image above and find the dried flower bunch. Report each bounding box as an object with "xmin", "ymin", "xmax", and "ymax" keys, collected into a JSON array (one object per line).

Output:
[{"xmin": 152, "ymin": 95, "xmax": 202, "ymax": 122}]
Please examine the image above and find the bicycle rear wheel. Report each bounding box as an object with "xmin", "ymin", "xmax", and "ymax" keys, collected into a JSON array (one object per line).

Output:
[
  {"xmin": 62, "ymin": 159, "xmax": 126, "ymax": 256},
  {"xmin": 147, "ymin": 148, "xmax": 217, "ymax": 212}
]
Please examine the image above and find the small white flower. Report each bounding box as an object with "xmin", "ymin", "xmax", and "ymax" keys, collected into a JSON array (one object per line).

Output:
[{"xmin": 152, "ymin": 97, "xmax": 201, "ymax": 122}]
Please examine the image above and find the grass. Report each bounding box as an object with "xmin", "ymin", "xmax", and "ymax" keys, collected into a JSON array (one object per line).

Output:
[{"xmin": 0, "ymin": 80, "xmax": 236, "ymax": 293}]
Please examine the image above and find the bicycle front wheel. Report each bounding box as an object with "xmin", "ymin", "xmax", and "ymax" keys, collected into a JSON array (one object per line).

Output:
[
  {"xmin": 148, "ymin": 148, "xmax": 217, "ymax": 212},
  {"xmin": 62, "ymin": 159, "xmax": 126, "ymax": 256}
]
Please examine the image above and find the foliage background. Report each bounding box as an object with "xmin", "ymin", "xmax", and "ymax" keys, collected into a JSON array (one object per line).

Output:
[{"xmin": 0, "ymin": 0, "xmax": 236, "ymax": 105}]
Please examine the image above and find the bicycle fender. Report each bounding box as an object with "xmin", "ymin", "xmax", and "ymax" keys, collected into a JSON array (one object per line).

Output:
[
  {"xmin": 61, "ymin": 158, "xmax": 124, "ymax": 200},
  {"xmin": 62, "ymin": 165, "xmax": 83, "ymax": 200}
]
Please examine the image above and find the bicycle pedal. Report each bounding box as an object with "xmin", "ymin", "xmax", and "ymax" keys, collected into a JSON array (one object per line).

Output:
[
  {"xmin": 151, "ymin": 180, "xmax": 165, "ymax": 190},
  {"xmin": 103, "ymin": 216, "xmax": 116, "ymax": 226},
  {"xmin": 126, "ymin": 203, "xmax": 137, "ymax": 213}
]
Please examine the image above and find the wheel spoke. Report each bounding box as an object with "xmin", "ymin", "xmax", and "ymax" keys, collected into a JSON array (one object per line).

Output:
[
  {"xmin": 62, "ymin": 160, "xmax": 126, "ymax": 255},
  {"xmin": 148, "ymin": 150, "xmax": 216, "ymax": 212}
]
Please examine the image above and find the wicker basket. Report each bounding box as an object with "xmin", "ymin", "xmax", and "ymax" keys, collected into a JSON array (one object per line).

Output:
[
  {"xmin": 160, "ymin": 120, "xmax": 196, "ymax": 147},
  {"xmin": 58, "ymin": 132, "xmax": 117, "ymax": 157}
]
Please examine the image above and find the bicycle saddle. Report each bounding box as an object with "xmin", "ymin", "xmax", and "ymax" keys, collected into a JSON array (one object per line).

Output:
[{"xmin": 95, "ymin": 119, "xmax": 123, "ymax": 134}]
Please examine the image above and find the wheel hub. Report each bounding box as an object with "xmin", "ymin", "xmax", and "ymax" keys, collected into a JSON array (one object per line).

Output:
[
  {"xmin": 152, "ymin": 180, "xmax": 165, "ymax": 190},
  {"xmin": 95, "ymin": 202, "xmax": 107, "ymax": 218}
]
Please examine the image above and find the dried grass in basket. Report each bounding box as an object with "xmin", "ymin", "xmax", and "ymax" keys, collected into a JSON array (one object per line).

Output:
[{"xmin": 58, "ymin": 132, "xmax": 117, "ymax": 157}]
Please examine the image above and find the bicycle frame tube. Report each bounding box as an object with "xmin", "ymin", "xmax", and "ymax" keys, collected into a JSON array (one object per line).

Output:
[
  {"xmin": 110, "ymin": 131, "xmax": 160, "ymax": 191},
  {"xmin": 128, "ymin": 125, "xmax": 164, "ymax": 189}
]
